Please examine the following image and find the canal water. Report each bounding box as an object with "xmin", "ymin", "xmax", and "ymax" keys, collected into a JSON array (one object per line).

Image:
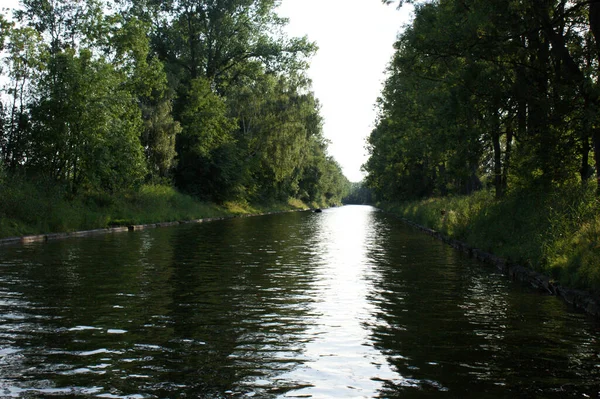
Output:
[{"xmin": 0, "ymin": 205, "xmax": 599, "ymax": 398}]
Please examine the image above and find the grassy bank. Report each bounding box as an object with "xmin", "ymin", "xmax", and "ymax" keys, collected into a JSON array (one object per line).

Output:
[
  {"xmin": 381, "ymin": 184, "xmax": 600, "ymax": 293},
  {"xmin": 0, "ymin": 177, "xmax": 312, "ymax": 239}
]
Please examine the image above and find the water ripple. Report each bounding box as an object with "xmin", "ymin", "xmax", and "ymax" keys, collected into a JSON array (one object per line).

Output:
[{"xmin": 0, "ymin": 207, "xmax": 598, "ymax": 397}]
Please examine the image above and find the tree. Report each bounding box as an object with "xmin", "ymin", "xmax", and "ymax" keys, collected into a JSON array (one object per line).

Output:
[
  {"xmin": 140, "ymin": 96, "xmax": 181, "ymax": 181},
  {"xmin": 343, "ymin": 182, "xmax": 374, "ymax": 205},
  {"xmin": 124, "ymin": 0, "xmax": 317, "ymax": 200},
  {"xmin": 109, "ymin": 15, "xmax": 180, "ymax": 182},
  {"xmin": 367, "ymin": 0, "xmax": 598, "ymax": 201},
  {"xmin": 174, "ymin": 76, "xmax": 237, "ymax": 200},
  {"xmin": 10, "ymin": 0, "xmax": 148, "ymax": 193},
  {"xmin": 1, "ymin": 25, "xmax": 43, "ymax": 171},
  {"xmin": 1, "ymin": 0, "xmax": 347, "ymax": 209},
  {"xmin": 28, "ymin": 49, "xmax": 146, "ymax": 193}
]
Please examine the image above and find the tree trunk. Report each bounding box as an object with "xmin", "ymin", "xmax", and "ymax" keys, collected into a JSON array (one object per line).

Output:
[
  {"xmin": 593, "ymin": 129, "xmax": 600, "ymax": 195},
  {"xmin": 438, "ymin": 162, "xmax": 448, "ymax": 196},
  {"xmin": 503, "ymin": 126, "xmax": 513, "ymax": 193},
  {"xmin": 589, "ymin": 2, "xmax": 600, "ymax": 194},
  {"xmin": 590, "ymin": 2, "xmax": 600, "ymax": 48},
  {"xmin": 581, "ymin": 136, "xmax": 591, "ymax": 184},
  {"xmin": 492, "ymin": 130, "xmax": 503, "ymax": 198}
]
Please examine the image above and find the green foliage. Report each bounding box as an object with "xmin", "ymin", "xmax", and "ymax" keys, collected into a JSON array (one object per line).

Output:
[
  {"xmin": 0, "ymin": 13, "xmax": 11, "ymax": 53},
  {"xmin": 343, "ymin": 182, "xmax": 374, "ymax": 205},
  {"xmin": 0, "ymin": 175, "xmax": 310, "ymax": 239},
  {"xmin": 28, "ymin": 49, "xmax": 146, "ymax": 193},
  {"xmin": 0, "ymin": 177, "xmax": 205, "ymax": 237},
  {"xmin": 367, "ymin": 0, "xmax": 600, "ymax": 293},
  {"xmin": 367, "ymin": 0, "xmax": 598, "ymax": 201},
  {"xmin": 175, "ymin": 77, "xmax": 238, "ymax": 200},
  {"xmin": 141, "ymin": 96, "xmax": 181, "ymax": 182},
  {"xmin": 0, "ymin": 0, "xmax": 349, "ymax": 225},
  {"xmin": 108, "ymin": 15, "xmax": 180, "ymax": 182},
  {"xmin": 540, "ymin": 186, "xmax": 600, "ymax": 290},
  {"xmin": 1, "ymin": 25, "xmax": 43, "ymax": 171},
  {"xmin": 383, "ymin": 184, "xmax": 600, "ymax": 293},
  {"xmin": 139, "ymin": 0, "xmax": 315, "ymax": 86},
  {"xmin": 227, "ymin": 72, "xmax": 340, "ymax": 203},
  {"xmin": 552, "ymin": 220, "xmax": 600, "ymax": 291},
  {"xmin": 0, "ymin": 176, "xmax": 98, "ymax": 236}
]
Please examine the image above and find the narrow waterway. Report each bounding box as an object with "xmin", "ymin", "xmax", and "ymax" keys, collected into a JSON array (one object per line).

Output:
[{"xmin": 0, "ymin": 205, "xmax": 598, "ymax": 398}]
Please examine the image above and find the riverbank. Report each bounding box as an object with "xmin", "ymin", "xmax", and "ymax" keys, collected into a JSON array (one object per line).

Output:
[
  {"xmin": 0, "ymin": 179, "xmax": 319, "ymax": 243},
  {"xmin": 0, "ymin": 210, "xmax": 310, "ymax": 246},
  {"xmin": 378, "ymin": 185, "xmax": 600, "ymax": 314}
]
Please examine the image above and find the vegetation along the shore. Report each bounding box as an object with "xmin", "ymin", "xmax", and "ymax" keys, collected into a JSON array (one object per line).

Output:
[
  {"xmin": 365, "ymin": 1, "xmax": 600, "ymax": 293},
  {"xmin": 380, "ymin": 185, "xmax": 600, "ymax": 293},
  {"xmin": 0, "ymin": 176, "xmax": 321, "ymax": 239},
  {"xmin": 0, "ymin": 0, "xmax": 349, "ymax": 239}
]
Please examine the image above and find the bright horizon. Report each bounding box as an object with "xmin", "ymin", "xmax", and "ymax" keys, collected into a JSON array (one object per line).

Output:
[{"xmin": 277, "ymin": 0, "xmax": 413, "ymax": 182}]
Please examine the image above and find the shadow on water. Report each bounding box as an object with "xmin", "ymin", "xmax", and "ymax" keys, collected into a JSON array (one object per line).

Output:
[
  {"xmin": 365, "ymin": 210, "xmax": 600, "ymax": 399},
  {"xmin": 0, "ymin": 206, "xmax": 599, "ymax": 398}
]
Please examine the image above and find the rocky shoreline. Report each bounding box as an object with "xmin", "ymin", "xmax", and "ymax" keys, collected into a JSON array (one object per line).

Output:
[{"xmin": 396, "ymin": 216, "xmax": 600, "ymax": 318}]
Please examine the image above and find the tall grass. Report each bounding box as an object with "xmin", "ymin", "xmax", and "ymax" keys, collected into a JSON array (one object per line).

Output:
[
  {"xmin": 0, "ymin": 177, "xmax": 90, "ymax": 237},
  {"xmin": 0, "ymin": 176, "xmax": 308, "ymax": 239},
  {"xmin": 381, "ymin": 184, "xmax": 600, "ymax": 293}
]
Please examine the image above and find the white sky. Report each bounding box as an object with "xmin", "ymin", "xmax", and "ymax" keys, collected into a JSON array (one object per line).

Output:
[
  {"xmin": 2, "ymin": 0, "xmax": 413, "ymax": 183},
  {"xmin": 277, "ymin": 0, "xmax": 413, "ymax": 182}
]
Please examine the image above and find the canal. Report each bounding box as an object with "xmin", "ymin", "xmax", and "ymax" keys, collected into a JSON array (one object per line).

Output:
[{"xmin": 0, "ymin": 205, "xmax": 598, "ymax": 398}]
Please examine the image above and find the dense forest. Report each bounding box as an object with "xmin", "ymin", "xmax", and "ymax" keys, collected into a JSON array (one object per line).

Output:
[
  {"xmin": 0, "ymin": 0, "xmax": 349, "ymax": 214},
  {"xmin": 366, "ymin": 0, "xmax": 600, "ymax": 200}
]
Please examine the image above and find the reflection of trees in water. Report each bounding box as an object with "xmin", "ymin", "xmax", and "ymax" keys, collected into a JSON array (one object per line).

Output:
[
  {"xmin": 362, "ymin": 214, "xmax": 466, "ymax": 396},
  {"xmin": 461, "ymin": 276, "xmax": 600, "ymax": 396},
  {"xmin": 165, "ymin": 212, "xmax": 322, "ymax": 397},
  {"xmin": 0, "ymin": 230, "xmax": 178, "ymax": 396},
  {"xmin": 0, "ymin": 214, "xmax": 322, "ymax": 397},
  {"xmin": 364, "ymin": 213, "xmax": 600, "ymax": 398},
  {"xmin": 1, "ymin": 210, "xmax": 600, "ymax": 398}
]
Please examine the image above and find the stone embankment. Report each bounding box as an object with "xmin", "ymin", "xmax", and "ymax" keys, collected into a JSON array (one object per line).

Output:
[{"xmin": 398, "ymin": 217, "xmax": 600, "ymax": 318}]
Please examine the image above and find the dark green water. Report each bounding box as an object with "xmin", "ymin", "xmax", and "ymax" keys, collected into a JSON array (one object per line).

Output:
[{"xmin": 0, "ymin": 205, "xmax": 599, "ymax": 398}]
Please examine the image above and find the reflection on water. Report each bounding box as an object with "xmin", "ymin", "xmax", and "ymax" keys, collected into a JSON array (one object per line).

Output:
[
  {"xmin": 274, "ymin": 207, "xmax": 406, "ymax": 398},
  {"xmin": 0, "ymin": 206, "xmax": 599, "ymax": 398}
]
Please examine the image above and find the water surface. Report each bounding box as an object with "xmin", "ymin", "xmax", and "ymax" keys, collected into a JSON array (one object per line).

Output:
[{"xmin": 0, "ymin": 206, "xmax": 599, "ymax": 398}]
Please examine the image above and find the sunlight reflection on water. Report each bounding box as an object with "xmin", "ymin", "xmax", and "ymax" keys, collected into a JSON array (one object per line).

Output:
[{"xmin": 265, "ymin": 207, "xmax": 408, "ymax": 398}]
